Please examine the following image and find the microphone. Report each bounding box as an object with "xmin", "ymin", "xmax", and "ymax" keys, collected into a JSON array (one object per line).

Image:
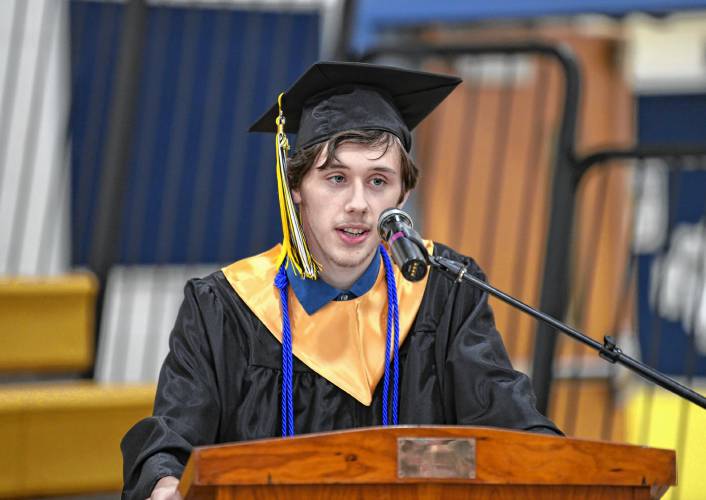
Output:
[{"xmin": 377, "ymin": 208, "xmax": 428, "ymax": 281}]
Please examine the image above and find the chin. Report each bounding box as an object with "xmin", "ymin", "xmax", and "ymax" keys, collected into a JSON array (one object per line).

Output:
[{"xmin": 329, "ymin": 245, "xmax": 377, "ymax": 269}]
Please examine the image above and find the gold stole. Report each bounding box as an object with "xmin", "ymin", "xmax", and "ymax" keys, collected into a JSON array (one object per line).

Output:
[{"xmin": 221, "ymin": 242, "xmax": 432, "ymax": 406}]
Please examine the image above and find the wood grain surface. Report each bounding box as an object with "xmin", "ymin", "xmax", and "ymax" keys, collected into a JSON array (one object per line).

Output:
[
  {"xmin": 179, "ymin": 426, "xmax": 675, "ymax": 498},
  {"xmin": 211, "ymin": 484, "xmax": 649, "ymax": 500}
]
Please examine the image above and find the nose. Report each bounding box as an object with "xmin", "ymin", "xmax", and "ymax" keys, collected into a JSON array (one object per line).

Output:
[{"xmin": 344, "ymin": 179, "xmax": 369, "ymax": 215}]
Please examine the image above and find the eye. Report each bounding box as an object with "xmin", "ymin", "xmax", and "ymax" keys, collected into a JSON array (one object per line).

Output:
[
  {"xmin": 328, "ymin": 174, "xmax": 345, "ymax": 185},
  {"xmin": 370, "ymin": 177, "xmax": 387, "ymax": 187}
]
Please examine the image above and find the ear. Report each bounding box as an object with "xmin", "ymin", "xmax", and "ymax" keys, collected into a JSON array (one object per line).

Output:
[
  {"xmin": 291, "ymin": 188, "xmax": 302, "ymax": 204},
  {"xmin": 397, "ymin": 190, "xmax": 411, "ymax": 208}
]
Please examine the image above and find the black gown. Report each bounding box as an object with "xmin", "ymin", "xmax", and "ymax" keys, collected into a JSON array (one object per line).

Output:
[{"xmin": 121, "ymin": 243, "xmax": 560, "ymax": 499}]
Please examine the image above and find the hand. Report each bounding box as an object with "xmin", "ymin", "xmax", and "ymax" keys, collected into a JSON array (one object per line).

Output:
[{"xmin": 149, "ymin": 476, "xmax": 182, "ymax": 500}]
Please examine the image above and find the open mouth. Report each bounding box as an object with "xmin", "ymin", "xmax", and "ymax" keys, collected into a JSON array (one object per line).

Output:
[
  {"xmin": 337, "ymin": 226, "xmax": 370, "ymax": 243},
  {"xmin": 341, "ymin": 228, "xmax": 366, "ymax": 236}
]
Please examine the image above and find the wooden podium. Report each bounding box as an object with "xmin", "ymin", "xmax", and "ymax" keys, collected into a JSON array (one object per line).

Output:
[{"xmin": 178, "ymin": 426, "xmax": 676, "ymax": 499}]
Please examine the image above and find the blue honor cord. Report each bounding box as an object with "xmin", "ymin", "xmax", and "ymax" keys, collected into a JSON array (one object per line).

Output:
[{"xmin": 274, "ymin": 244, "xmax": 400, "ymax": 437}]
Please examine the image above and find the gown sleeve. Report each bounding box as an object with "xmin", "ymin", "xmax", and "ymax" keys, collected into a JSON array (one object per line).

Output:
[
  {"xmin": 121, "ymin": 279, "xmax": 225, "ymax": 500},
  {"xmin": 438, "ymin": 254, "xmax": 562, "ymax": 435}
]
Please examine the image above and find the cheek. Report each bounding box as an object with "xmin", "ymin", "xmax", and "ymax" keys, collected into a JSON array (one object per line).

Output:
[
  {"xmin": 377, "ymin": 187, "xmax": 405, "ymax": 210},
  {"xmin": 297, "ymin": 187, "xmax": 330, "ymax": 227}
]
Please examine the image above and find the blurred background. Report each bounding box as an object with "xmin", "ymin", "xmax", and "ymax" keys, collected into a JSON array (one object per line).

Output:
[{"xmin": 0, "ymin": 0, "xmax": 705, "ymax": 498}]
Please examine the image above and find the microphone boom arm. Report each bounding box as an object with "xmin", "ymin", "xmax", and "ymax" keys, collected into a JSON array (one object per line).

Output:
[{"xmin": 411, "ymin": 240, "xmax": 706, "ymax": 410}]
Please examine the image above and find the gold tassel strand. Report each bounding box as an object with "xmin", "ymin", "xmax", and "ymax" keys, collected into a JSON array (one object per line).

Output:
[{"xmin": 274, "ymin": 92, "xmax": 319, "ymax": 279}]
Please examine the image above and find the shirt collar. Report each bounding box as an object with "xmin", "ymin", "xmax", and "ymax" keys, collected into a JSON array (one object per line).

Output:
[{"xmin": 286, "ymin": 248, "xmax": 381, "ymax": 315}]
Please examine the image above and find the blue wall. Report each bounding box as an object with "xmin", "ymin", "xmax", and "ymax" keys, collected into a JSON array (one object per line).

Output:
[
  {"xmin": 352, "ymin": 0, "xmax": 706, "ymax": 53},
  {"xmin": 636, "ymin": 93, "xmax": 706, "ymax": 376},
  {"xmin": 70, "ymin": 1, "xmax": 320, "ymax": 265}
]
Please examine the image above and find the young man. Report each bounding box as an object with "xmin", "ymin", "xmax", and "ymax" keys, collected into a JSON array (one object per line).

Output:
[{"xmin": 121, "ymin": 62, "xmax": 560, "ymax": 500}]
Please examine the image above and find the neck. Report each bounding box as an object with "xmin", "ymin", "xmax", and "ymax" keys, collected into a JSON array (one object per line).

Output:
[{"xmin": 317, "ymin": 251, "xmax": 376, "ymax": 290}]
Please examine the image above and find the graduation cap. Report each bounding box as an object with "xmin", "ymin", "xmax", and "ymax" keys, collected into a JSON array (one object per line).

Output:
[
  {"xmin": 250, "ymin": 62, "xmax": 461, "ymax": 280},
  {"xmin": 249, "ymin": 61, "xmax": 462, "ymax": 152}
]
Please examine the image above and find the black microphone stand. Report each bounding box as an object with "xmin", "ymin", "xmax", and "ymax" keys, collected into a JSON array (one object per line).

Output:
[{"xmin": 420, "ymin": 248, "xmax": 706, "ymax": 410}]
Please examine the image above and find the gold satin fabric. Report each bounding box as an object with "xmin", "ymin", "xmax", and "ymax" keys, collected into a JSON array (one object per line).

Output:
[{"xmin": 221, "ymin": 242, "xmax": 433, "ymax": 406}]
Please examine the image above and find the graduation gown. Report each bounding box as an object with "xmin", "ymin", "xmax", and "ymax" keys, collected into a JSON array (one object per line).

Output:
[{"xmin": 121, "ymin": 242, "xmax": 560, "ymax": 499}]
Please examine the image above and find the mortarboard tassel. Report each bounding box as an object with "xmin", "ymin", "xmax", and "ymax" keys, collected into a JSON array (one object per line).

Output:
[{"xmin": 274, "ymin": 93, "xmax": 319, "ymax": 279}]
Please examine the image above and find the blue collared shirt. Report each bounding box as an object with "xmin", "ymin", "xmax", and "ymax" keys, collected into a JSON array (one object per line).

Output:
[{"xmin": 286, "ymin": 248, "xmax": 381, "ymax": 315}]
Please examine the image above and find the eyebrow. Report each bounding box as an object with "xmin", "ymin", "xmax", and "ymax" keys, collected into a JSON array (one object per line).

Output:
[{"xmin": 318, "ymin": 162, "xmax": 397, "ymax": 175}]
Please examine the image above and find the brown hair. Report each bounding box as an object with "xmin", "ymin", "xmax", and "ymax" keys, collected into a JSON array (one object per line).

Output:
[{"xmin": 287, "ymin": 130, "xmax": 419, "ymax": 203}]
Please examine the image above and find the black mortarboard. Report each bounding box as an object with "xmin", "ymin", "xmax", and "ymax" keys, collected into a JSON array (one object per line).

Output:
[{"xmin": 249, "ymin": 61, "xmax": 461, "ymax": 152}]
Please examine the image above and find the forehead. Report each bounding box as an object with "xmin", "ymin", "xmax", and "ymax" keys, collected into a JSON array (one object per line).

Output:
[{"xmin": 314, "ymin": 139, "xmax": 402, "ymax": 172}]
